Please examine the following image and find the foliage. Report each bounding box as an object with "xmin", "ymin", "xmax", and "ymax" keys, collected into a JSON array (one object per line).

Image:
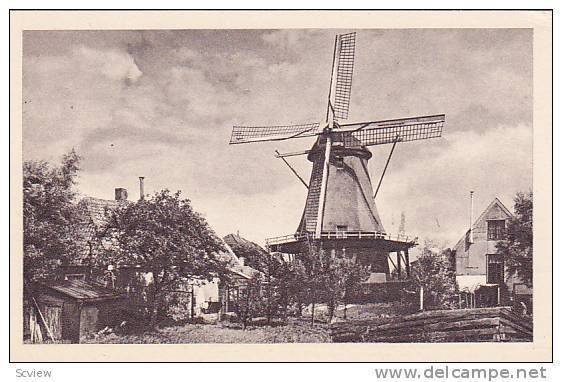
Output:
[
  {"xmin": 410, "ymin": 242, "xmax": 457, "ymax": 310},
  {"xmin": 292, "ymin": 241, "xmax": 370, "ymax": 323},
  {"xmin": 496, "ymin": 191, "xmax": 533, "ymax": 286},
  {"xmin": 283, "ymin": 259, "xmax": 309, "ymax": 317},
  {"xmin": 320, "ymin": 254, "xmax": 370, "ymax": 320},
  {"xmin": 23, "ymin": 149, "xmax": 85, "ymax": 282},
  {"xmin": 98, "ymin": 189, "xmax": 229, "ymax": 326},
  {"xmin": 235, "ymin": 275, "xmax": 266, "ymax": 329}
]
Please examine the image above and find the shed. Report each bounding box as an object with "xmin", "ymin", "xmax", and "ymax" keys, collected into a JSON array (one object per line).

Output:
[{"xmin": 33, "ymin": 279, "xmax": 124, "ymax": 343}]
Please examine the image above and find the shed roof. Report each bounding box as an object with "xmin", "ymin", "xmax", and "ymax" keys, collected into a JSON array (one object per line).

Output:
[{"xmin": 39, "ymin": 279, "xmax": 123, "ymax": 302}]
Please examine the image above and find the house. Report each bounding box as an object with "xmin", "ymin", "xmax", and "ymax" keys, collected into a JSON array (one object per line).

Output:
[
  {"xmin": 220, "ymin": 234, "xmax": 264, "ymax": 314},
  {"xmin": 61, "ymin": 186, "xmax": 260, "ymax": 319},
  {"xmin": 31, "ymin": 279, "xmax": 124, "ymax": 343},
  {"xmin": 452, "ymin": 197, "xmax": 532, "ymax": 310}
]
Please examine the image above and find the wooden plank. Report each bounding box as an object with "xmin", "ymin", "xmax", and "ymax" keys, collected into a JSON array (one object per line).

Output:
[
  {"xmin": 367, "ymin": 307, "xmax": 505, "ymax": 326},
  {"xmin": 330, "ymin": 307, "xmax": 532, "ymax": 343},
  {"xmin": 364, "ymin": 327, "xmax": 500, "ymax": 343},
  {"xmin": 499, "ymin": 310, "xmax": 533, "ymax": 331},
  {"xmin": 499, "ymin": 318, "xmax": 533, "ymax": 338},
  {"xmin": 359, "ymin": 311, "xmax": 503, "ymax": 333},
  {"xmin": 365, "ymin": 317, "xmax": 500, "ymax": 337},
  {"xmin": 331, "ymin": 310, "xmax": 501, "ymax": 336}
]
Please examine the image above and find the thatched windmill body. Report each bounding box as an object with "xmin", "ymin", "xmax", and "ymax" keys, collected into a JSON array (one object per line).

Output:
[{"xmin": 229, "ymin": 33, "xmax": 445, "ymax": 280}]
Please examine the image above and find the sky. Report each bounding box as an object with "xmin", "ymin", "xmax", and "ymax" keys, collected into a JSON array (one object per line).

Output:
[{"xmin": 22, "ymin": 29, "xmax": 533, "ymax": 248}]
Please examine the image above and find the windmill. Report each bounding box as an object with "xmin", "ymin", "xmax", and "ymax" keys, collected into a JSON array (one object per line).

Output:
[{"xmin": 229, "ymin": 32, "xmax": 445, "ymax": 280}]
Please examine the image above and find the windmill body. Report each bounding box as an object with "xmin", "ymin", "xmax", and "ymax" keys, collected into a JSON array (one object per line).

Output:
[
  {"xmin": 229, "ymin": 32, "xmax": 445, "ymax": 281},
  {"xmin": 299, "ymin": 138, "xmax": 384, "ymax": 234}
]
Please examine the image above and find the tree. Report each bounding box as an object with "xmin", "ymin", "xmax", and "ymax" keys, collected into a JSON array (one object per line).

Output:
[
  {"xmin": 23, "ymin": 149, "xmax": 84, "ymax": 282},
  {"xmin": 294, "ymin": 241, "xmax": 370, "ymax": 324},
  {"xmin": 284, "ymin": 259, "xmax": 309, "ymax": 318},
  {"xmin": 338, "ymin": 257, "xmax": 370, "ymax": 319},
  {"xmin": 98, "ymin": 189, "xmax": 229, "ymax": 327},
  {"xmin": 496, "ymin": 191, "xmax": 533, "ymax": 287},
  {"xmin": 321, "ymin": 254, "xmax": 370, "ymax": 321},
  {"xmin": 260, "ymin": 253, "xmax": 288, "ymax": 324},
  {"xmin": 236, "ymin": 275, "xmax": 265, "ymax": 329},
  {"xmin": 297, "ymin": 241, "xmax": 327, "ymax": 325},
  {"xmin": 410, "ymin": 242, "xmax": 457, "ymax": 310}
]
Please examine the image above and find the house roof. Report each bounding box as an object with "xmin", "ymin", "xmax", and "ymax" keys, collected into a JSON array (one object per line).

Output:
[
  {"xmin": 230, "ymin": 264, "xmax": 262, "ymax": 280},
  {"xmin": 472, "ymin": 197, "xmax": 513, "ymax": 228},
  {"xmin": 453, "ymin": 197, "xmax": 513, "ymax": 251},
  {"xmin": 223, "ymin": 233, "xmax": 268, "ymax": 256},
  {"xmin": 221, "ymin": 240, "xmax": 262, "ymax": 279},
  {"xmin": 222, "ymin": 234, "xmax": 266, "ymax": 279},
  {"xmin": 78, "ymin": 196, "xmax": 128, "ymax": 238},
  {"xmin": 74, "ymin": 196, "xmax": 129, "ymax": 262},
  {"xmin": 73, "ymin": 197, "xmax": 262, "ymax": 280},
  {"xmin": 39, "ymin": 279, "xmax": 123, "ymax": 302}
]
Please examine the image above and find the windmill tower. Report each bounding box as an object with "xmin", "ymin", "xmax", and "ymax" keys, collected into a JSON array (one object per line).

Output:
[{"xmin": 230, "ymin": 32, "xmax": 445, "ymax": 280}]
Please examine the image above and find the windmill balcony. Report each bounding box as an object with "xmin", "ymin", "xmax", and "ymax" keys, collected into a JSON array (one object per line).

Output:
[{"xmin": 265, "ymin": 230, "xmax": 417, "ymax": 251}]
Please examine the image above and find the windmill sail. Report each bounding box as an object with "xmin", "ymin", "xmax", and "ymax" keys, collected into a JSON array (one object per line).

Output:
[
  {"xmin": 229, "ymin": 122, "xmax": 320, "ymax": 144},
  {"xmin": 332, "ymin": 32, "xmax": 356, "ymax": 121},
  {"xmin": 338, "ymin": 114, "xmax": 445, "ymax": 147}
]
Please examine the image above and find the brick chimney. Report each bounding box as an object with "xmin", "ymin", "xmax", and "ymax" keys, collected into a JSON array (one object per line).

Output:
[{"xmin": 115, "ymin": 188, "xmax": 128, "ymax": 201}]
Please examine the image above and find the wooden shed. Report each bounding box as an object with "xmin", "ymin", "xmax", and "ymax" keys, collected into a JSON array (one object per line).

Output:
[{"xmin": 33, "ymin": 279, "xmax": 124, "ymax": 343}]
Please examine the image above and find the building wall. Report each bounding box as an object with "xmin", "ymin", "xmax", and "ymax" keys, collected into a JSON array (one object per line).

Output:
[
  {"xmin": 452, "ymin": 198, "xmax": 534, "ymax": 308},
  {"xmin": 79, "ymin": 299, "xmax": 124, "ymax": 339},
  {"xmin": 62, "ymin": 300, "xmax": 81, "ymax": 343},
  {"xmin": 191, "ymin": 279, "xmax": 220, "ymax": 315},
  {"xmin": 35, "ymin": 292, "xmax": 81, "ymax": 343},
  {"xmin": 454, "ymin": 202, "xmax": 511, "ymax": 277},
  {"xmin": 114, "ymin": 268, "xmax": 220, "ymax": 318}
]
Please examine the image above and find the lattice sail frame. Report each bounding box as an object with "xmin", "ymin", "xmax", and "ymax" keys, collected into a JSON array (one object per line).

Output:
[
  {"xmin": 333, "ymin": 32, "xmax": 356, "ymax": 121},
  {"xmin": 229, "ymin": 123, "xmax": 320, "ymax": 144},
  {"xmin": 337, "ymin": 114, "xmax": 445, "ymax": 148},
  {"xmin": 228, "ymin": 32, "xmax": 444, "ymax": 149}
]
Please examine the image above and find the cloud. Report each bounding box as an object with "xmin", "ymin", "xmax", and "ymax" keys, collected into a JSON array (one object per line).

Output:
[
  {"xmin": 78, "ymin": 46, "xmax": 143, "ymax": 83},
  {"xmin": 375, "ymin": 123, "xmax": 532, "ymax": 248},
  {"xmin": 261, "ymin": 30, "xmax": 309, "ymax": 51},
  {"xmin": 22, "ymin": 30, "xmax": 533, "ymax": 246}
]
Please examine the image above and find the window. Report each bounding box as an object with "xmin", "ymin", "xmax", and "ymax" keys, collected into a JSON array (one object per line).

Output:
[
  {"xmin": 334, "ymin": 156, "xmax": 344, "ymax": 168},
  {"xmin": 336, "ymin": 225, "xmax": 347, "ymax": 238},
  {"xmin": 487, "ymin": 219, "xmax": 506, "ymax": 240},
  {"xmin": 486, "ymin": 254, "xmax": 504, "ymax": 284}
]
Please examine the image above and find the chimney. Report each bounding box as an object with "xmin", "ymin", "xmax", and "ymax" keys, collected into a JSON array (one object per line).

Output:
[
  {"xmin": 469, "ymin": 191, "xmax": 474, "ymax": 243},
  {"xmin": 115, "ymin": 188, "xmax": 128, "ymax": 201},
  {"xmin": 239, "ymin": 257, "xmax": 245, "ymax": 267},
  {"xmin": 139, "ymin": 177, "xmax": 145, "ymax": 200}
]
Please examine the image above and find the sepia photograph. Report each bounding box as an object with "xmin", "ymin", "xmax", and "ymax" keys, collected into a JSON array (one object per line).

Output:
[{"xmin": 9, "ymin": 10, "xmax": 553, "ymax": 362}]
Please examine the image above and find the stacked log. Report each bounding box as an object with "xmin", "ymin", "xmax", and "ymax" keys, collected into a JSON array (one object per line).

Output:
[{"xmin": 330, "ymin": 307, "xmax": 532, "ymax": 343}]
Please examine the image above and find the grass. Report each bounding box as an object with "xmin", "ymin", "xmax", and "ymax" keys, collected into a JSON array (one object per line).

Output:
[
  {"xmin": 82, "ymin": 302, "xmax": 411, "ymax": 344},
  {"xmin": 82, "ymin": 318, "xmax": 331, "ymax": 344}
]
